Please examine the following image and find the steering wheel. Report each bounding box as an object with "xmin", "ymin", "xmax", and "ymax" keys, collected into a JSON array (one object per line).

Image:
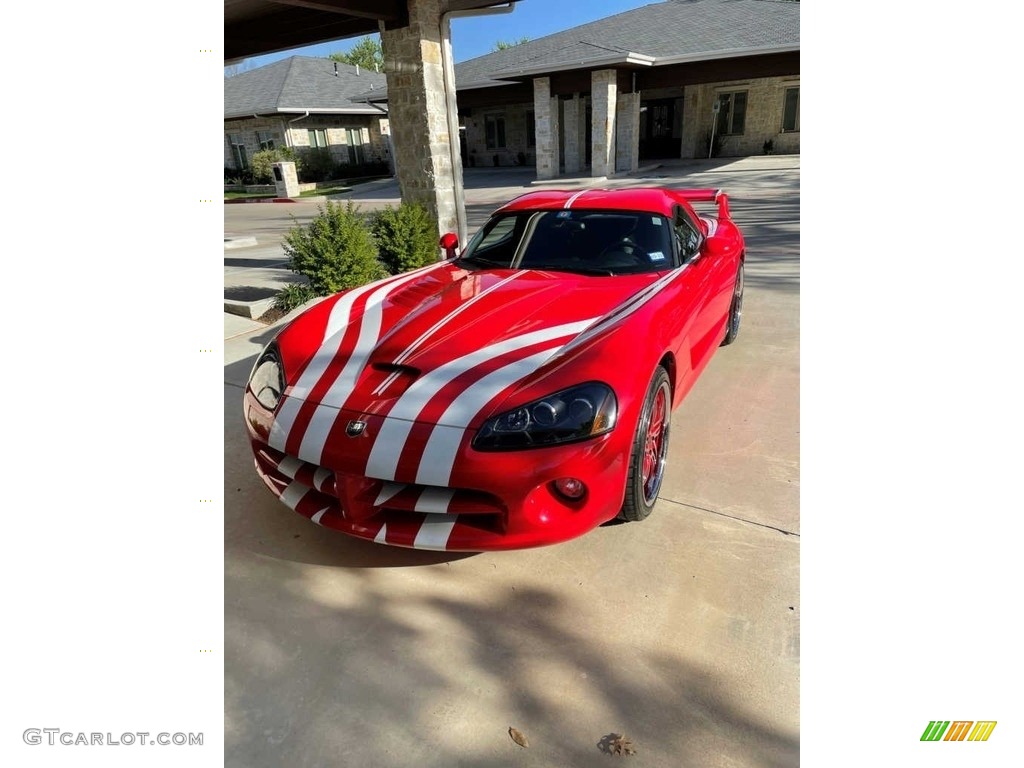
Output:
[{"xmin": 599, "ymin": 237, "xmax": 649, "ymax": 264}]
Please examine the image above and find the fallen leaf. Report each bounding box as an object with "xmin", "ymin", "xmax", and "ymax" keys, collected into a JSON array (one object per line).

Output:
[
  {"xmin": 609, "ymin": 733, "xmax": 635, "ymax": 756},
  {"xmin": 509, "ymin": 727, "xmax": 529, "ymax": 748}
]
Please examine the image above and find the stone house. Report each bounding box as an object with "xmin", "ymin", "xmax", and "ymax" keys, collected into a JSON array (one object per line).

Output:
[
  {"xmin": 224, "ymin": 56, "xmax": 392, "ymax": 174},
  {"xmin": 402, "ymin": 0, "xmax": 800, "ymax": 177}
]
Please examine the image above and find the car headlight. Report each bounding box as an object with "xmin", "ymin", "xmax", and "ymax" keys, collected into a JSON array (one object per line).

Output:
[
  {"xmin": 473, "ymin": 382, "xmax": 617, "ymax": 450},
  {"xmin": 248, "ymin": 343, "xmax": 286, "ymax": 411}
]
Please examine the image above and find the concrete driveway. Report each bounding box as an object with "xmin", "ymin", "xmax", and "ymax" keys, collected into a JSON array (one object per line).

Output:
[{"xmin": 224, "ymin": 157, "xmax": 800, "ymax": 767}]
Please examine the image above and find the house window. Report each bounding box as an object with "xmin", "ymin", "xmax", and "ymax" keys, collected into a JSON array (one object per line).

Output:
[
  {"xmin": 485, "ymin": 114, "xmax": 506, "ymax": 149},
  {"xmin": 782, "ymin": 87, "xmax": 800, "ymax": 132},
  {"xmin": 715, "ymin": 91, "xmax": 747, "ymax": 136},
  {"xmin": 346, "ymin": 128, "xmax": 364, "ymax": 164},
  {"xmin": 308, "ymin": 129, "xmax": 328, "ymax": 148},
  {"xmin": 228, "ymin": 134, "xmax": 248, "ymax": 169},
  {"xmin": 257, "ymin": 131, "xmax": 276, "ymax": 150},
  {"xmin": 526, "ymin": 110, "xmax": 536, "ymax": 148}
]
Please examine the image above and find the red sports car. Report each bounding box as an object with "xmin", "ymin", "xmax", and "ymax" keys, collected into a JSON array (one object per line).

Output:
[{"xmin": 244, "ymin": 187, "xmax": 745, "ymax": 551}]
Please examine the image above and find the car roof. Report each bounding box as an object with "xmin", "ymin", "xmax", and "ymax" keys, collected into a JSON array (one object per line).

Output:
[{"xmin": 495, "ymin": 187, "xmax": 685, "ymax": 218}]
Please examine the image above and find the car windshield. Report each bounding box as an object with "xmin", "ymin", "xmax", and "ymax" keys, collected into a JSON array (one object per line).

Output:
[{"xmin": 457, "ymin": 209, "xmax": 676, "ymax": 275}]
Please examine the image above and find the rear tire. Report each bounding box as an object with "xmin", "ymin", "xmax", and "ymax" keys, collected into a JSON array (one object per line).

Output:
[
  {"xmin": 720, "ymin": 260, "xmax": 744, "ymax": 346},
  {"xmin": 618, "ymin": 367, "xmax": 671, "ymax": 522}
]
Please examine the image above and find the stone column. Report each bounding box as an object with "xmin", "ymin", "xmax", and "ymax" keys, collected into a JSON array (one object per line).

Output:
[
  {"xmin": 380, "ymin": 0, "xmax": 460, "ymax": 237},
  {"xmin": 533, "ymin": 77, "xmax": 559, "ymax": 180},
  {"xmin": 563, "ymin": 95, "xmax": 581, "ymax": 174},
  {"xmin": 615, "ymin": 91, "xmax": 640, "ymax": 174},
  {"xmin": 591, "ymin": 69, "xmax": 618, "ymax": 178}
]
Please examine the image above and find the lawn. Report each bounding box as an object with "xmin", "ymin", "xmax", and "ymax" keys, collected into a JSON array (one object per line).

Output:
[{"xmin": 224, "ymin": 175, "xmax": 390, "ymax": 201}]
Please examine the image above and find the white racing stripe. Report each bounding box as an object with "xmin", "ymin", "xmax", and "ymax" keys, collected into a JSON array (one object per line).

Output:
[
  {"xmin": 280, "ymin": 480, "xmax": 309, "ymax": 510},
  {"xmin": 563, "ymin": 189, "xmax": 589, "ymax": 209},
  {"xmin": 364, "ymin": 318, "xmax": 596, "ymax": 480},
  {"xmin": 413, "ymin": 517, "xmax": 458, "ymax": 550},
  {"xmin": 298, "ymin": 275, "xmax": 419, "ymax": 462},
  {"xmin": 414, "ymin": 488, "xmax": 455, "ymax": 514},
  {"xmin": 313, "ymin": 467, "xmax": 333, "ymax": 492},
  {"xmin": 311, "ymin": 508, "xmax": 329, "ymax": 525},
  {"xmin": 374, "ymin": 482, "xmax": 406, "ymax": 506},
  {"xmin": 553, "ymin": 267, "xmax": 685, "ymax": 362},
  {"xmin": 372, "ymin": 272, "xmax": 524, "ymax": 396},
  {"xmin": 374, "ymin": 524, "xmax": 388, "ymax": 544},
  {"xmin": 701, "ymin": 217, "xmax": 719, "ymax": 237},
  {"xmin": 415, "ymin": 348, "xmax": 558, "ymax": 487},
  {"xmin": 269, "ymin": 265, "xmax": 442, "ymax": 451},
  {"xmin": 277, "ymin": 455, "xmax": 303, "ymax": 479}
]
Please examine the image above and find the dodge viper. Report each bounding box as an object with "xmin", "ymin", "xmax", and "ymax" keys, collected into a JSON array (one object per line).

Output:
[{"xmin": 244, "ymin": 187, "xmax": 745, "ymax": 551}]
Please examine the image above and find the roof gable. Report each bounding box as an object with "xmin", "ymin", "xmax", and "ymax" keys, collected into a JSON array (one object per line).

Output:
[
  {"xmin": 457, "ymin": 0, "xmax": 799, "ymax": 86},
  {"xmin": 225, "ymin": 56, "xmax": 388, "ymax": 118}
]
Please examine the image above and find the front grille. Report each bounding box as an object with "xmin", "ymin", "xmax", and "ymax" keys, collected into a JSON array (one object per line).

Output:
[{"xmin": 253, "ymin": 442, "xmax": 505, "ymax": 532}]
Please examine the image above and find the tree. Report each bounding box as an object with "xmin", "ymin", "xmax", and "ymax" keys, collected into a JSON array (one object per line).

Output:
[
  {"xmin": 329, "ymin": 36, "xmax": 384, "ymax": 72},
  {"xmin": 493, "ymin": 37, "xmax": 529, "ymax": 51},
  {"xmin": 224, "ymin": 60, "xmax": 255, "ymax": 78}
]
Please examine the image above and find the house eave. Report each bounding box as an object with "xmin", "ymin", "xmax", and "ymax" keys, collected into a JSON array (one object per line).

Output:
[
  {"xmin": 224, "ymin": 107, "xmax": 386, "ymax": 120},
  {"xmin": 652, "ymin": 44, "xmax": 800, "ymax": 67},
  {"xmin": 490, "ymin": 51, "xmax": 655, "ymax": 80}
]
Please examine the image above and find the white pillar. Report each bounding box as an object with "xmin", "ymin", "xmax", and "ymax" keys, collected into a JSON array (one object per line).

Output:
[
  {"xmin": 591, "ymin": 69, "xmax": 618, "ymax": 178},
  {"xmin": 563, "ymin": 95, "xmax": 581, "ymax": 174},
  {"xmin": 616, "ymin": 91, "xmax": 641, "ymax": 173},
  {"xmin": 533, "ymin": 77, "xmax": 558, "ymax": 179}
]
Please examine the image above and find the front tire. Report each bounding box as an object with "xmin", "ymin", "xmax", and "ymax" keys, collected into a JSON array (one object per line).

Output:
[
  {"xmin": 618, "ymin": 366, "xmax": 672, "ymax": 522},
  {"xmin": 720, "ymin": 260, "xmax": 744, "ymax": 346}
]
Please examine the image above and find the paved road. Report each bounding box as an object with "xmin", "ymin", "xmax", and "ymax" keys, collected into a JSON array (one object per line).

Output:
[{"xmin": 224, "ymin": 156, "xmax": 800, "ymax": 767}]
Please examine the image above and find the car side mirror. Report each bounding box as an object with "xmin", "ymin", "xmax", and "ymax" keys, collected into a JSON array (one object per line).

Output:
[{"xmin": 439, "ymin": 232, "xmax": 460, "ymax": 260}]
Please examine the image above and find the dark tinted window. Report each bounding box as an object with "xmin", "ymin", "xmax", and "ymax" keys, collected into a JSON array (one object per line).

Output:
[{"xmin": 459, "ymin": 210, "xmax": 675, "ymax": 274}]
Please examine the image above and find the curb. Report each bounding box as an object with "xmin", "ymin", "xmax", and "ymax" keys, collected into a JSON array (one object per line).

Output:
[
  {"xmin": 224, "ymin": 236, "xmax": 258, "ymax": 249},
  {"xmin": 225, "ymin": 297, "xmax": 275, "ymax": 320},
  {"xmin": 224, "ymin": 198, "xmax": 300, "ymax": 205}
]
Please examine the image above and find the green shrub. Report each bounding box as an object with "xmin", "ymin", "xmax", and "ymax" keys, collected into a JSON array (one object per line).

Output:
[
  {"xmin": 297, "ymin": 147, "xmax": 337, "ymax": 182},
  {"xmin": 225, "ymin": 167, "xmax": 255, "ymax": 185},
  {"xmin": 283, "ymin": 201, "xmax": 387, "ymax": 295},
  {"xmin": 702, "ymin": 129, "xmax": 726, "ymax": 159},
  {"xmin": 273, "ymin": 283, "xmax": 317, "ymax": 313},
  {"xmin": 250, "ymin": 147, "xmax": 302, "ymax": 183},
  {"xmin": 331, "ymin": 160, "xmax": 391, "ymax": 180},
  {"xmin": 370, "ymin": 202, "xmax": 439, "ymax": 274}
]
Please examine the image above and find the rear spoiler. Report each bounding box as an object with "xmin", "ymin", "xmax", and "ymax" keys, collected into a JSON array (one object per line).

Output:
[{"xmin": 675, "ymin": 188, "xmax": 731, "ymax": 220}]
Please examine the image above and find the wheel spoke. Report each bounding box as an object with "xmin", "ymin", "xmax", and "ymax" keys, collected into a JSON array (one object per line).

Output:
[{"xmin": 640, "ymin": 387, "xmax": 669, "ymax": 501}]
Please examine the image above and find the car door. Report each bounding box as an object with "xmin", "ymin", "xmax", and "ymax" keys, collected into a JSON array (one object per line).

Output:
[{"xmin": 673, "ymin": 205, "xmax": 722, "ymax": 373}]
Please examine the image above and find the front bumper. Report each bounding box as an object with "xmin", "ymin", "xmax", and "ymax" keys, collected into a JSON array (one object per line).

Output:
[{"xmin": 244, "ymin": 390, "xmax": 629, "ymax": 551}]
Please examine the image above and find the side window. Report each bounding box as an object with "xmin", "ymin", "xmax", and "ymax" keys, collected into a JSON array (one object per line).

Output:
[
  {"xmin": 674, "ymin": 208, "xmax": 702, "ymax": 263},
  {"xmin": 468, "ymin": 215, "xmax": 521, "ymax": 266}
]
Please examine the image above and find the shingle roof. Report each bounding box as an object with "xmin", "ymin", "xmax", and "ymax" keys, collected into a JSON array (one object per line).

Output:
[
  {"xmin": 459, "ymin": 0, "xmax": 799, "ymax": 87},
  {"xmin": 225, "ymin": 56, "xmax": 388, "ymax": 118}
]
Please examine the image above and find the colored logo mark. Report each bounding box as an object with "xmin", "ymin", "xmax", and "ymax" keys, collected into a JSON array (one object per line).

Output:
[{"xmin": 921, "ymin": 721, "xmax": 997, "ymax": 742}]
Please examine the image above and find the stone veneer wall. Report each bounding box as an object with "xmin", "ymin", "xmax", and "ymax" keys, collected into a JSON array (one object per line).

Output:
[
  {"xmin": 223, "ymin": 115, "xmax": 388, "ymax": 169},
  {"xmin": 615, "ymin": 92, "xmax": 640, "ymax": 173},
  {"xmin": 454, "ymin": 75, "xmax": 800, "ymax": 176},
  {"xmin": 464, "ymin": 102, "xmax": 537, "ymax": 168},
  {"xmin": 381, "ymin": 0, "xmax": 461, "ymax": 235},
  {"xmin": 680, "ymin": 76, "xmax": 800, "ymax": 159}
]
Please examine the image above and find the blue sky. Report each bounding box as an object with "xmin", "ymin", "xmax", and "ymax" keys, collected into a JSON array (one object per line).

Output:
[{"xmin": 233, "ymin": 0, "xmax": 657, "ymax": 71}]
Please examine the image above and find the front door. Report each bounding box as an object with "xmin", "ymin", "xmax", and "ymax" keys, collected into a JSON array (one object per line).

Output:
[{"xmin": 639, "ymin": 99, "xmax": 678, "ymax": 160}]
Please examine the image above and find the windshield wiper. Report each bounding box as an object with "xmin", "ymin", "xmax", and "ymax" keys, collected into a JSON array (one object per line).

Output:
[
  {"xmin": 525, "ymin": 265, "xmax": 616, "ymax": 276},
  {"xmin": 456, "ymin": 255, "xmax": 510, "ymax": 268}
]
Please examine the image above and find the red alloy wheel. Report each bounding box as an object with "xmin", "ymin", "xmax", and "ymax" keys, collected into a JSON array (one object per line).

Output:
[{"xmin": 642, "ymin": 384, "xmax": 669, "ymax": 504}]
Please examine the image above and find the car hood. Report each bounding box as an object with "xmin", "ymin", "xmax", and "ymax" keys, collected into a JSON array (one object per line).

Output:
[{"xmin": 275, "ymin": 262, "xmax": 660, "ymax": 419}]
